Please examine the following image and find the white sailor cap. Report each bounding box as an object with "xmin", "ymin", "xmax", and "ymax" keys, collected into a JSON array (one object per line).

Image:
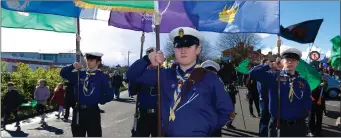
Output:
[
  {"xmin": 169, "ymin": 27, "xmax": 204, "ymax": 48},
  {"xmin": 85, "ymin": 52, "xmax": 103, "ymax": 60},
  {"xmin": 146, "ymin": 47, "xmax": 155, "ymax": 55},
  {"xmin": 201, "ymin": 60, "xmax": 220, "ymax": 72},
  {"xmin": 280, "ymin": 47, "xmax": 302, "ymax": 60}
]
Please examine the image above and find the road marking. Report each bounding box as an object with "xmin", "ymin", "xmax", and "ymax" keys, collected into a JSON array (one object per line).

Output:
[{"xmin": 114, "ymin": 117, "xmax": 131, "ymax": 124}]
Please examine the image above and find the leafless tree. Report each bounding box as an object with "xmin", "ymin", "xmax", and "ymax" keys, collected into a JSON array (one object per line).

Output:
[
  {"xmin": 162, "ymin": 38, "xmax": 213, "ymax": 61},
  {"xmin": 215, "ymin": 33, "xmax": 263, "ymax": 51},
  {"xmin": 214, "ymin": 33, "xmax": 264, "ymax": 64}
]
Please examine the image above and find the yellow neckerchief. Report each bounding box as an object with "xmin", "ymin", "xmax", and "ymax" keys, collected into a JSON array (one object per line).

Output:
[
  {"xmin": 282, "ymin": 70, "xmax": 298, "ymax": 102},
  {"xmin": 169, "ymin": 63, "xmax": 201, "ymax": 122},
  {"xmin": 83, "ymin": 68, "xmax": 98, "ymax": 94}
]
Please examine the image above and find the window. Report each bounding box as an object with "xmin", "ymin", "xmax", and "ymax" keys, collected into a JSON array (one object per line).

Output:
[
  {"xmin": 12, "ymin": 66, "xmax": 18, "ymax": 72},
  {"xmin": 20, "ymin": 54, "xmax": 24, "ymax": 57},
  {"xmin": 12, "ymin": 54, "xmax": 16, "ymax": 57},
  {"xmin": 60, "ymin": 55, "xmax": 63, "ymax": 58}
]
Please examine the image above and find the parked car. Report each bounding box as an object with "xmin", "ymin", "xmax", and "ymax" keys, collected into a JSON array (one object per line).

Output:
[{"xmin": 325, "ymin": 74, "xmax": 341, "ymax": 99}]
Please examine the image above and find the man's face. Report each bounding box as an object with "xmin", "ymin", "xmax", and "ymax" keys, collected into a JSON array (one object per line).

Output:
[
  {"xmin": 86, "ymin": 58, "xmax": 100, "ymax": 69},
  {"xmin": 281, "ymin": 58, "xmax": 299, "ymax": 71},
  {"xmin": 8, "ymin": 86, "xmax": 14, "ymax": 90},
  {"xmin": 174, "ymin": 45, "xmax": 200, "ymax": 66}
]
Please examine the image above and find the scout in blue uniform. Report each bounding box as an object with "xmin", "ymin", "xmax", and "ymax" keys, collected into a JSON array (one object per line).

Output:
[
  {"xmin": 127, "ymin": 27, "xmax": 234, "ymax": 137},
  {"xmin": 250, "ymin": 48, "xmax": 312, "ymax": 137},
  {"xmin": 132, "ymin": 47, "xmax": 158, "ymax": 137},
  {"xmin": 60, "ymin": 52, "xmax": 113, "ymax": 137},
  {"xmin": 201, "ymin": 60, "xmax": 236, "ymax": 137},
  {"xmin": 257, "ymin": 59, "xmax": 272, "ymax": 137}
]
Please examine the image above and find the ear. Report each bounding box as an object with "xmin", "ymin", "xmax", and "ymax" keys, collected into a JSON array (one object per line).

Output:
[{"xmin": 196, "ymin": 46, "xmax": 201, "ymax": 55}]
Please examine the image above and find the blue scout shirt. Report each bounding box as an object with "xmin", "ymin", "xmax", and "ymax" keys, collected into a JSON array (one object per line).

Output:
[
  {"xmin": 138, "ymin": 85, "xmax": 158, "ymax": 109},
  {"xmin": 126, "ymin": 56, "xmax": 234, "ymax": 137},
  {"xmin": 257, "ymin": 82, "xmax": 269, "ymax": 102},
  {"xmin": 250, "ymin": 64, "xmax": 312, "ymax": 120},
  {"xmin": 60, "ymin": 65, "xmax": 113, "ymax": 106}
]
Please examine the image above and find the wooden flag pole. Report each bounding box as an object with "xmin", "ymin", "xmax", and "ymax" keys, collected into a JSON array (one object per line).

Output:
[
  {"xmin": 140, "ymin": 32, "xmax": 146, "ymax": 59},
  {"xmin": 153, "ymin": 1, "xmax": 162, "ymax": 136},
  {"xmin": 276, "ymin": 35, "xmax": 281, "ymax": 137},
  {"xmin": 75, "ymin": 18, "xmax": 81, "ymax": 125}
]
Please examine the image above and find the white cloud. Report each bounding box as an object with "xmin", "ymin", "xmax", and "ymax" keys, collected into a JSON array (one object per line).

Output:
[
  {"xmin": 325, "ymin": 50, "xmax": 331, "ymax": 58},
  {"xmin": 257, "ymin": 33, "xmax": 270, "ymax": 39},
  {"xmin": 260, "ymin": 44, "xmax": 292, "ymax": 55}
]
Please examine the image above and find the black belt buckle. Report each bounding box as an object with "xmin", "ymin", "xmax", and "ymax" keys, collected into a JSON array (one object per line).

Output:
[{"xmin": 147, "ymin": 109, "xmax": 156, "ymax": 113}]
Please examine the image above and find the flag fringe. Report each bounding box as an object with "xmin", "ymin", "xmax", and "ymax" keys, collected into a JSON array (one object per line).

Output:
[{"xmin": 73, "ymin": 0, "xmax": 155, "ymax": 14}]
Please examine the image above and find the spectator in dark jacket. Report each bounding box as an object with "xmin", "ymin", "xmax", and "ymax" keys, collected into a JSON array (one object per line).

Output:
[
  {"xmin": 63, "ymin": 80, "xmax": 75, "ymax": 122},
  {"xmin": 2, "ymin": 82, "xmax": 24, "ymax": 130},
  {"xmin": 246, "ymin": 65, "xmax": 260, "ymax": 118},
  {"xmin": 111, "ymin": 70, "xmax": 123, "ymax": 99}
]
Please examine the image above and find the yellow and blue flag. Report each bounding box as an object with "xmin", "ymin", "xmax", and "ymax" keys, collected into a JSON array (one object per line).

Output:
[{"xmin": 183, "ymin": 1, "xmax": 280, "ymax": 34}]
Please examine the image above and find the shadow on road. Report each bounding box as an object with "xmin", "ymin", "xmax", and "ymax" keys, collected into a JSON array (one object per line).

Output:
[
  {"xmin": 3, "ymin": 127, "xmax": 29, "ymax": 137},
  {"xmin": 33, "ymin": 124, "xmax": 64, "ymax": 135},
  {"xmin": 325, "ymin": 110, "xmax": 340, "ymax": 119},
  {"xmin": 114, "ymin": 98, "xmax": 136, "ymax": 104},
  {"xmin": 222, "ymin": 128, "xmax": 258, "ymax": 137}
]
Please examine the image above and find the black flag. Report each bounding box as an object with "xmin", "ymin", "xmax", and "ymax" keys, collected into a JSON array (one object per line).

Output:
[{"xmin": 280, "ymin": 19, "xmax": 323, "ymax": 44}]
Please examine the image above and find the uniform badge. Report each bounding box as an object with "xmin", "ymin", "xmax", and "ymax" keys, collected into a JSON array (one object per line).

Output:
[
  {"xmin": 178, "ymin": 28, "xmax": 184, "ymax": 38},
  {"xmin": 279, "ymin": 77, "xmax": 287, "ymax": 82},
  {"xmin": 171, "ymin": 84, "xmax": 176, "ymax": 88},
  {"xmin": 298, "ymin": 81, "xmax": 305, "ymax": 88}
]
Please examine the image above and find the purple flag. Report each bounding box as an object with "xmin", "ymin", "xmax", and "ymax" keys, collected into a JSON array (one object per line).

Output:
[{"xmin": 108, "ymin": 1, "xmax": 195, "ymax": 33}]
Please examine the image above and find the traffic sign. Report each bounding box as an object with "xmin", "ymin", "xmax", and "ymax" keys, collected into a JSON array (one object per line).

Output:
[{"xmin": 309, "ymin": 51, "xmax": 320, "ymax": 61}]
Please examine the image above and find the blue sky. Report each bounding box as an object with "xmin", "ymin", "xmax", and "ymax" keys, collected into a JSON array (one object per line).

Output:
[
  {"xmin": 2, "ymin": 1, "xmax": 340, "ymax": 66},
  {"xmin": 260, "ymin": 1, "xmax": 340, "ymax": 60}
]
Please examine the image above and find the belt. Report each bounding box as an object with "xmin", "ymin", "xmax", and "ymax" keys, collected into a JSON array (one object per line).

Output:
[{"xmin": 280, "ymin": 119, "xmax": 305, "ymax": 125}]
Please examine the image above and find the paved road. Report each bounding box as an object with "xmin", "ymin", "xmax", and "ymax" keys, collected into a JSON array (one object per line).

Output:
[{"xmin": 1, "ymin": 88, "xmax": 340, "ymax": 137}]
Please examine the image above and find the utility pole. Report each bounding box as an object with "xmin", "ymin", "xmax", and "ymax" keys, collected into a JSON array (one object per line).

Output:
[{"xmin": 128, "ymin": 51, "xmax": 132, "ymax": 67}]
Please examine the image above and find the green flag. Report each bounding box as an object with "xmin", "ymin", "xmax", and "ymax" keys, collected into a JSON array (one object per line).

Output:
[
  {"xmin": 1, "ymin": 8, "xmax": 76, "ymax": 33},
  {"xmin": 236, "ymin": 58, "xmax": 250, "ymax": 74},
  {"xmin": 330, "ymin": 35, "xmax": 341, "ymax": 69},
  {"xmin": 296, "ymin": 59, "xmax": 322, "ymax": 91},
  {"xmin": 74, "ymin": 0, "xmax": 155, "ymax": 14}
]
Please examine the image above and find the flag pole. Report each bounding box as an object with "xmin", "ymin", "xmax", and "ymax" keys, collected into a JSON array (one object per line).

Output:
[
  {"xmin": 276, "ymin": 35, "xmax": 281, "ymax": 137},
  {"xmin": 75, "ymin": 18, "xmax": 81, "ymax": 125},
  {"xmin": 132, "ymin": 31, "xmax": 146, "ymax": 136},
  {"xmin": 153, "ymin": 1, "xmax": 162, "ymax": 136},
  {"xmin": 140, "ymin": 32, "xmax": 145, "ymax": 59}
]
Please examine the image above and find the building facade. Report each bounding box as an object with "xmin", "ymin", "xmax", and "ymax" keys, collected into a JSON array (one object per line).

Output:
[
  {"xmin": 1, "ymin": 52, "xmax": 76, "ymax": 66},
  {"xmin": 1, "ymin": 52, "xmax": 82, "ymax": 72}
]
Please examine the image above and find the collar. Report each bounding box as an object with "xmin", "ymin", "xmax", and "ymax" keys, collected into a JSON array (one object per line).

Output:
[
  {"xmin": 177, "ymin": 60, "xmax": 200, "ymax": 76},
  {"xmin": 280, "ymin": 70, "xmax": 299, "ymax": 78},
  {"xmin": 87, "ymin": 68, "xmax": 99, "ymax": 72}
]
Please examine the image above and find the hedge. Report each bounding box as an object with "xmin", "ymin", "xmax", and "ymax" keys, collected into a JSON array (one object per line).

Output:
[{"xmin": 1, "ymin": 61, "xmax": 127, "ymax": 124}]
